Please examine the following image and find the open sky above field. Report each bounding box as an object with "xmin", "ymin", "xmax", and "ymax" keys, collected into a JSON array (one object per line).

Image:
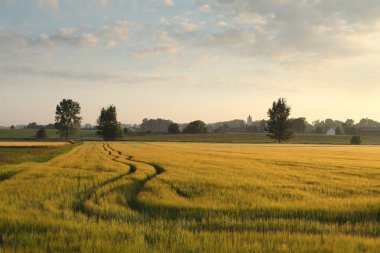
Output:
[{"xmin": 0, "ymin": 0, "xmax": 380, "ymax": 125}]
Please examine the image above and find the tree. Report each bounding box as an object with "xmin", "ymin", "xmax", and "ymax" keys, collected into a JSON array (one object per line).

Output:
[
  {"xmin": 55, "ymin": 99, "xmax": 82, "ymax": 140},
  {"xmin": 183, "ymin": 120, "xmax": 207, "ymax": 134},
  {"xmin": 97, "ymin": 105, "xmax": 123, "ymax": 141},
  {"xmin": 36, "ymin": 128, "xmax": 47, "ymax": 139},
  {"xmin": 315, "ymin": 126, "xmax": 323, "ymax": 134},
  {"xmin": 140, "ymin": 118, "xmax": 173, "ymax": 133},
  {"xmin": 168, "ymin": 123, "xmax": 180, "ymax": 134},
  {"xmin": 10, "ymin": 125, "xmax": 15, "ymax": 129},
  {"xmin": 342, "ymin": 119, "xmax": 357, "ymax": 135},
  {"xmin": 266, "ymin": 98, "xmax": 293, "ymax": 143},
  {"xmin": 291, "ymin": 117, "xmax": 307, "ymax": 133},
  {"xmin": 335, "ymin": 126, "xmax": 343, "ymax": 135}
]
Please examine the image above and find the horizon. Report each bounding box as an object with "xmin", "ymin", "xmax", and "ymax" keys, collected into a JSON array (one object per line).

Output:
[{"xmin": 1, "ymin": 1, "xmax": 380, "ymax": 126}]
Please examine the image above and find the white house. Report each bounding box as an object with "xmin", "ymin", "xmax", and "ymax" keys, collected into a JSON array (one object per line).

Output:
[{"xmin": 326, "ymin": 128, "xmax": 336, "ymax": 135}]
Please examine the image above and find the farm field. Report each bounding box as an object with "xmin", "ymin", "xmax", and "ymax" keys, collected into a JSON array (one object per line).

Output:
[
  {"xmin": 2, "ymin": 129, "xmax": 380, "ymax": 145},
  {"xmin": 0, "ymin": 142, "xmax": 380, "ymax": 252},
  {"xmin": 0, "ymin": 142, "xmax": 69, "ymax": 147},
  {"xmin": 0, "ymin": 143, "xmax": 77, "ymax": 166}
]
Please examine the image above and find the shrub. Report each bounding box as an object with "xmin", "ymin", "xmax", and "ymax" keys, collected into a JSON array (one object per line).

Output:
[
  {"xmin": 350, "ymin": 136, "xmax": 362, "ymax": 145},
  {"xmin": 36, "ymin": 128, "xmax": 48, "ymax": 139}
]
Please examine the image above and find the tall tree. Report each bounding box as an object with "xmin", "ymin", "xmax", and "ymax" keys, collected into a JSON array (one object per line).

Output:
[
  {"xmin": 266, "ymin": 98, "xmax": 293, "ymax": 143},
  {"xmin": 97, "ymin": 105, "xmax": 123, "ymax": 141},
  {"xmin": 55, "ymin": 99, "xmax": 82, "ymax": 140}
]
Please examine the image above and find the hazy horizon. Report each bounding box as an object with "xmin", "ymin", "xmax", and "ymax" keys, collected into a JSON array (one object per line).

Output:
[{"xmin": 1, "ymin": 0, "xmax": 379, "ymax": 126}]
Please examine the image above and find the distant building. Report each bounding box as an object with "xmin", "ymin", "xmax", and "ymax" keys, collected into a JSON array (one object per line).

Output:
[
  {"xmin": 84, "ymin": 124, "xmax": 92, "ymax": 129},
  {"xmin": 247, "ymin": 115, "xmax": 253, "ymax": 126},
  {"xmin": 326, "ymin": 128, "xmax": 336, "ymax": 136}
]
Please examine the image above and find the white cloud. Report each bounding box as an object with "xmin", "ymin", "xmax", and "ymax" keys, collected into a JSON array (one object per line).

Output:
[
  {"xmin": 36, "ymin": 0, "xmax": 59, "ymax": 10},
  {"xmin": 200, "ymin": 4, "xmax": 211, "ymax": 13},
  {"xmin": 160, "ymin": 16, "xmax": 171, "ymax": 26},
  {"xmin": 28, "ymin": 28, "xmax": 98, "ymax": 48},
  {"xmin": 234, "ymin": 12, "xmax": 270, "ymax": 25},
  {"xmin": 105, "ymin": 40, "xmax": 116, "ymax": 49},
  {"xmin": 197, "ymin": 0, "xmax": 380, "ymax": 59},
  {"xmin": 79, "ymin": 33, "xmax": 98, "ymax": 48},
  {"xmin": 101, "ymin": 20, "xmax": 130, "ymax": 42},
  {"xmin": 215, "ymin": 19, "xmax": 227, "ymax": 27},
  {"xmin": 163, "ymin": 0, "xmax": 173, "ymax": 7},
  {"xmin": 99, "ymin": 0, "xmax": 108, "ymax": 8},
  {"xmin": 180, "ymin": 22, "xmax": 198, "ymax": 32},
  {"xmin": 57, "ymin": 27, "xmax": 77, "ymax": 37},
  {"xmin": 133, "ymin": 46, "xmax": 178, "ymax": 58},
  {"xmin": 134, "ymin": 30, "xmax": 179, "ymax": 58}
]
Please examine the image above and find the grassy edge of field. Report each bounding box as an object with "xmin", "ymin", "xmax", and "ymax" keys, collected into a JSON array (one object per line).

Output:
[{"xmin": 0, "ymin": 142, "xmax": 82, "ymax": 166}]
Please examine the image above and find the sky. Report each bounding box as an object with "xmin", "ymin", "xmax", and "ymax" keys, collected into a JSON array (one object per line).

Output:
[{"xmin": 0, "ymin": 0, "xmax": 379, "ymax": 126}]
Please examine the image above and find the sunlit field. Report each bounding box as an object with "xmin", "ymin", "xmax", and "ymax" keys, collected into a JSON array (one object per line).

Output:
[{"xmin": 1, "ymin": 142, "xmax": 380, "ymax": 252}]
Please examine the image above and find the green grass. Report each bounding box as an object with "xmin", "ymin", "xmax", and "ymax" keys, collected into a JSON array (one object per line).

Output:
[
  {"xmin": 123, "ymin": 132, "xmax": 380, "ymax": 144},
  {"xmin": 0, "ymin": 143, "xmax": 81, "ymax": 166},
  {"xmin": 0, "ymin": 129, "xmax": 100, "ymax": 140},
  {"xmin": 2, "ymin": 129, "xmax": 380, "ymax": 145}
]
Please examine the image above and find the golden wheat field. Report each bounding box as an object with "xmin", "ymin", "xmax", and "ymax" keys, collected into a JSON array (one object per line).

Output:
[{"xmin": 0, "ymin": 142, "xmax": 380, "ymax": 252}]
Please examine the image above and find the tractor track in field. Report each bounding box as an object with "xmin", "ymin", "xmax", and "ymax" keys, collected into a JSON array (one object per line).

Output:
[
  {"xmin": 71, "ymin": 144, "xmax": 137, "ymax": 218},
  {"xmin": 103, "ymin": 143, "xmax": 165, "ymax": 211},
  {"xmin": 73, "ymin": 143, "xmax": 165, "ymax": 219},
  {"xmin": 0, "ymin": 170, "xmax": 23, "ymax": 183}
]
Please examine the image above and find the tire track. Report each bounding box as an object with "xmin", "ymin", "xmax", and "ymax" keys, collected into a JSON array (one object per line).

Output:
[
  {"xmin": 0, "ymin": 170, "xmax": 23, "ymax": 183},
  {"xmin": 105, "ymin": 143, "xmax": 165, "ymax": 211},
  {"xmin": 72, "ymin": 144, "xmax": 136, "ymax": 218}
]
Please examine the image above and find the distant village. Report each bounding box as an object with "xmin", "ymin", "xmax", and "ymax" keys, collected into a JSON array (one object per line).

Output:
[{"xmin": 4, "ymin": 116, "xmax": 380, "ymax": 136}]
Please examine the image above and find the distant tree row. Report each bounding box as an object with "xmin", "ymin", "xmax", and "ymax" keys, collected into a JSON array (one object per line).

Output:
[
  {"xmin": 34, "ymin": 98, "xmax": 373, "ymax": 143},
  {"xmin": 53, "ymin": 99, "xmax": 209, "ymax": 141}
]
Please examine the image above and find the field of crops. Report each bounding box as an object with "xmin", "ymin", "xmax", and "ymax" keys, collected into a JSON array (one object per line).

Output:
[
  {"xmin": 2, "ymin": 129, "xmax": 380, "ymax": 145},
  {"xmin": 0, "ymin": 142, "xmax": 380, "ymax": 252}
]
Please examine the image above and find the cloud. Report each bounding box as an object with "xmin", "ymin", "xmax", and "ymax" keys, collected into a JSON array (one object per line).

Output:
[
  {"xmin": 101, "ymin": 20, "xmax": 131, "ymax": 42},
  {"xmin": 36, "ymin": 0, "xmax": 59, "ymax": 10},
  {"xmin": 99, "ymin": 0, "xmax": 107, "ymax": 8},
  {"xmin": 196, "ymin": 0, "xmax": 380, "ymax": 59},
  {"xmin": 28, "ymin": 27, "xmax": 99, "ymax": 48},
  {"xmin": 200, "ymin": 4, "xmax": 211, "ymax": 13},
  {"xmin": 214, "ymin": 18, "xmax": 227, "ymax": 27},
  {"xmin": 179, "ymin": 22, "xmax": 198, "ymax": 32},
  {"xmin": 1, "ymin": 65, "xmax": 172, "ymax": 85},
  {"xmin": 133, "ymin": 46, "xmax": 178, "ymax": 58},
  {"xmin": 134, "ymin": 30, "xmax": 179, "ymax": 58},
  {"xmin": 21, "ymin": 20, "xmax": 134, "ymax": 49},
  {"xmin": 163, "ymin": 0, "xmax": 173, "ymax": 7},
  {"xmin": 105, "ymin": 40, "xmax": 116, "ymax": 49}
]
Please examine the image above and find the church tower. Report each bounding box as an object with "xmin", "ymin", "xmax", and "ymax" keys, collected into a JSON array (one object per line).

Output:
[{"xmin": 247, "ymin": 115, "xmax": 253, "ymax": 126}]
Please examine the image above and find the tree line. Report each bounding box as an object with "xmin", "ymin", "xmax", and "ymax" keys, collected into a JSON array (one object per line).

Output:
[
  {"xmin": 52, "ymin": 99, "xmax": 210, "ymax": 141},
  {"xmin": 20, "ymin": 98, "xmax": 373, "ymax": 143}
]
